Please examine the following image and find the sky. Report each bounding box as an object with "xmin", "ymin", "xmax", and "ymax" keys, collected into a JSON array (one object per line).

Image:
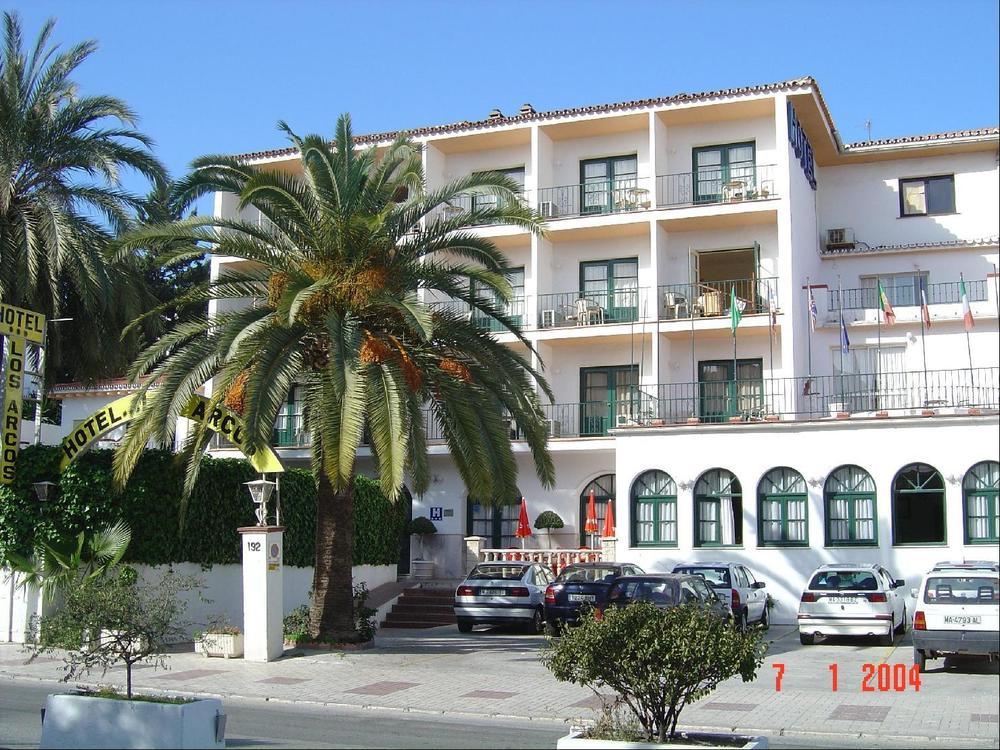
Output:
[{"xmin": 8, "ymin": 0, "xmax": 1000, "ymax": 205}]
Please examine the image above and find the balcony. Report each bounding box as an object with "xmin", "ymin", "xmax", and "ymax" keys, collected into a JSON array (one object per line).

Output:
[
  {"xmin": 428, "ymin": 297, "xmax": 527, "ymax": 331},
  {"xmin": 828, "ymin": 279, "xmax": 989, "ymax": 311},
  {"xmin": 655, "ymin": 164, "xmax": 777, "ymax": 208},
  {"xmin": 536, "ymin": 289, "xmax": 640, "ymax": 328},
  {"xmin": 439, "ymin": 191, "xmax": 527, "ymax": 227},
  {"xmin": 536, "ymin": 177, "xmax": 650, "ymax": 220},
  {"xmin": 659, "ymin": 277, "xmax": 777, "ymax": 321}
]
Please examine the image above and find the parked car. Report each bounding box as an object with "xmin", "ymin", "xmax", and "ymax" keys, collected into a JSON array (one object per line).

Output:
[
  {"xmin": 543, "ymin": 562, "xmax": 645, "ymax": 635},
  {"xmin": 797, "ymin": 563, "xmax": 907, "ymax": 645},
  {"xmin": 672, "ymin": 561, "xmax": 769, "ymax": 631},
  {"xmin": 602, "ymin": 574, "xmax": 732, "ymax": 623},
  {"xmin": 454, "ymin": 562, "xmax": 553, "ymax": 633},
  {"xmin": 912, "ymin": 560, "xmax": 1000, "ymax": 672}
]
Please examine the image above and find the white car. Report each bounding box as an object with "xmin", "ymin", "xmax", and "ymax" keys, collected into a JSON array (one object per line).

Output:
[
  {"xmin": 672, "ymin": 562, "xmax": 769, "ymax": 631},
  {"xmin": 454, "ymin": 562, "xmax": 553, "ymax": 633},
  {"xmin": 797, "ymin": 563, "xmax": 907, "ymax": 645},
  {"xmin": 912, "ymin": 560, "xmax": 1000, "ymax": 672}
]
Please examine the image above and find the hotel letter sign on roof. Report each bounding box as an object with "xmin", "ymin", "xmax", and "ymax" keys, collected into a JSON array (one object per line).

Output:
[{"xmin": 787, "ymin": 101, "xmax": 817, "ymax": 189}]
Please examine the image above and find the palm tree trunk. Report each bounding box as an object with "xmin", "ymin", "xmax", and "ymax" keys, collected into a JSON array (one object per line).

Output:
[{"xmin": 309, "ymin": 470, "xmax": 358, "ymax": 640}]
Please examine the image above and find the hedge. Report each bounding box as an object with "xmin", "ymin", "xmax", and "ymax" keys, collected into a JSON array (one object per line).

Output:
[{"xmin": 0, "ymin": 446, "xmax": 405, "ymax": 569}]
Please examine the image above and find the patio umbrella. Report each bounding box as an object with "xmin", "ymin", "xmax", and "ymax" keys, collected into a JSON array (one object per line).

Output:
[
  {"xmin": 584, "ymin": 490, "xmax": 599, "ymax": 548},
  {"xmin": 601, "ymin": 500, "xmax": 616, "ymax": 539},
  {"xmin": 515, "ymin": 497, "xmax": 532, "ymax": 549}
]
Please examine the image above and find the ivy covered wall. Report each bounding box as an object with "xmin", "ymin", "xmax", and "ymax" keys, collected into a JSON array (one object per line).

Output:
[{"xmin": 0, "ymin": 446, "xmax": 405, "ymax": 569}]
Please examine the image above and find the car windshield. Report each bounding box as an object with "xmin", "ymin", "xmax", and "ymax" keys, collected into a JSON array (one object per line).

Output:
[
  {"xmin": 809, "ymin": 570, "xmax": 879, "ymax": 591},
  {"xmin": 675, "ymin": 566, "xmax": 730, "ymax": 587},
  {"xmin": 924, "ymin": 576, "xmax": 999, "ymax": 605},
  {"xmin": 557, "ymin": 567, "xmax": 620, "ymax": 583},
  {"xmin": 609, "ymin": 580, "xmax": 677, "ymax": 606},
  {"xmin": 469, "ymin": 565, "xmax": 525, "ymax": 581}
]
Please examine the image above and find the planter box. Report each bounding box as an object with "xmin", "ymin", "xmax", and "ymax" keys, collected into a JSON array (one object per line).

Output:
[
  {"xmin": 195, "ymin": 632, "xmax": 244, "ymax": 659},
  {"xmin": 556, "ymin": 729, "xmax": 768, "ymax": 749},
  {"xmin": 40, "ymin": 693, "xmax": 225, "ymax": 749},
  {"xmin": 411, "ymin": 560, "xmax": 435, "ymax": 579}
]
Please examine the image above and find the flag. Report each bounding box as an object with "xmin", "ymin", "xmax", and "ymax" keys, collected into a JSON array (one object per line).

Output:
[
  {"xmin": 839, "ymin": 313, "xmax": 851, "ymax": 354},
  {"xmin": 730, "ymin": 287, "xmax": 745, "ymax": 334},
  {"xmin": 808, "ymin": 288, "xmax": 817, "ymax": 332},
  {"xmin": 920, "ymin": 285, "xmax": 931, "ymax": 329},
  {"xmin": 960, "ymin": 276, "xmax": 974, "ymax": 331},
  {"xmin": 877, "ymin": 281, "xmax": 896, "ymax": 325}
]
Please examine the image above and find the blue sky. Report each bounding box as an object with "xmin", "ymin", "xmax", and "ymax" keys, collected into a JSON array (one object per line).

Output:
[{"xmin": 9, "ymin": 0, "xmax": 1000, "ymax": 201}]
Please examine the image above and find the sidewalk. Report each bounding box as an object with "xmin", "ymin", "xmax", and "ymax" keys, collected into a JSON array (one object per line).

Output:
[{"xmin": 2, "ymin": 626, "xmax": 998, "ymax": 746}]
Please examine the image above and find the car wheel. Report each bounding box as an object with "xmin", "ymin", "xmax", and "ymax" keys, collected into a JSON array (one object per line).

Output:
[
  {"xmin": 544, "ymin": 620, "xmax": 559, "ymax": 637},
  {"xmin": 736, "ymin": 610, "xmax": 748, "ymax": 634},
  {"xmin": 457, "ymin": 619, "xmax": 474, "ymax": 634},
  {"xmin": 760, "ymin": 605, "xmax": 770, "ymax": 630},
  {"xmin": 895, "ymin": 607, "xmax": 907, "ymax": 635},
  {"xmin": 527, "ymin": 607, "xmax": 544, "ymax": 635},
  {"xmin": 799, "ymin": 632, "xmax": 815, "ymax": 645},
  {"xmin": 914, "ymin": 648, "xmax": 926, "ymax": 673}
]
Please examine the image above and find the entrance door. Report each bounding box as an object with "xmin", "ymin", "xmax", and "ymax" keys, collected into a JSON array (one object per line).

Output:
[
  {"xmin": 580, "ymin": 155, "xmax": 638, "ymax": 215},
  {"xmin": 581, "ymin": 365, "xmax": 639, "ymax": 436},
  {"xmin": 698, "ymin": 359, "xmax": 763, "ymax": 422},
  {"xmin": 467, "ymin": 498, "xmax": 520, "ymax": 548}
]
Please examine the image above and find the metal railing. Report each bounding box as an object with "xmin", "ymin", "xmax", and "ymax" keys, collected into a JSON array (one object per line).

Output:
[
  {"xmin": 536, "ymin": 289, "xmax": 640, "ymax": 327},
  {"xmin": 428, "ymin": 297, "xmax": 527, "ymax": 331},
  {"xmin": 272, "ymin": 412, "xmax": 309, "ymax": 447},
  {"xmin": 440, "ymin": 192, "xmax": 527, "ymax": 226},
  {"xmin": 829, "ymin": 279, "xmax": 989, "ymax": 311},
  {"xmin": 659, "ymin": 277, "xmax": 778, "ymax": 321},
  {"xmin": 536, "ymin": 177, "xmax": 649, "ymax": 220},
  {"xmin": 656, "ymin": 164, "xmax": 777, "ymax": 208}
]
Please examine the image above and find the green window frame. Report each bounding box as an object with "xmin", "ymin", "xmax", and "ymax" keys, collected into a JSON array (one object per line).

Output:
[
  {"xmin": 757, "ymin": 467, "xmax": 809, "ymax": 547},
  {"xmin": 579, "ymin": 258, "xmax": 639, "ymax": 323},
  {"xmin": 824, "ymin": 465, "xmax": 878, "ymax": 546},
  {"xmin": 471, "ymin": 266, "xmax": 525, "ymax": 331},
  {"xmin": 694, "ymin": 468, "xmax": 743, "ymax": 547},
  {"xmin": 963, "ymin": 461, "xmax": 999, "ymax": 544},
  {"xmin": 471, "ymin": 167, "xmax": 526, "ymax": 213},
  {"xmin": 892, "ymin": 463, "xmax": 946, "ymax": 546},
  {"xmin": 579, "ymin": 365, "xmax": 638, "ymax": 437},
  {"xmin": 697, "ymin": 359, "xmax": 763, "ymax": 423},
  {"xmin": 631, "ymin": 470, "xmax": 678, "ymax": 547},
  {"xmin": 466, "ymin": 496, "xmax": 521, "ymax": 548},
  {"xmin": 580, "ymin": 155, "xmax": 638, "ymax": 215},
  {"xmin": 692, "ymin": 142, "xmax": 756, "ymax": 203},
  {"xmin": 899, "ymin": 175, "xmax": 955, "ymax": 217},
  {"xmin": 580, "ymin": 474, "xmax": 616, "ymax": 547}
]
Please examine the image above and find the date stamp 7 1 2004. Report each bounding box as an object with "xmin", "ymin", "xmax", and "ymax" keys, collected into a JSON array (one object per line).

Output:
[{"xmin": 772, "ymin": 663, "xmax": 922, "ymax": 692}]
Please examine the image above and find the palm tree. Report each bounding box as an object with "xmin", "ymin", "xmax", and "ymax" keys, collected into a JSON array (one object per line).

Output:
[
  {"xmin": 113, "ymin": 115, "xmax": 555, "ymax": 639},
  {"xmin": 0, "ymin": 12, "xmax": 163, "ymax": 381}
]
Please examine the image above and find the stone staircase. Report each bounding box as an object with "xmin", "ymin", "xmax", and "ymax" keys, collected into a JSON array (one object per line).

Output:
[{"xmin": 380, "ymin": 586, "xmax": 457, "ymax": 629}]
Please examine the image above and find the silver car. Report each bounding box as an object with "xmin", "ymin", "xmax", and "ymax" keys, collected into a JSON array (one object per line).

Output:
[
  {"xmin": 454, "ymin": 562, "xmax": 553, "ymax": 633},
  {"xmin": 673, "ymin": 561, "xmax": 770, "ymax": 631}
]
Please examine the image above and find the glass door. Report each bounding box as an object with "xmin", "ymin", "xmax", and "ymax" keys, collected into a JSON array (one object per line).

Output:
[
  {"xmin": 580, "ymin": 259, "xmax": 638, "ymax": 323},
  {"xmin": 698, "ymin": 359, "xmax": 763, "ymax": 422},
  {"xmin": 472, "ymin": 267, "xmax": 524, "ymax": 331},
  {"xmin": 580, "ymin": 155, "xmax": 638, "ymax": 215},
  {"xmin": 693, "ymin": 142, "xmax": 756, "ymax": 203},
  {"xmin": 580, "ymin": 366, "xmax": 638, "ymax": 436}
]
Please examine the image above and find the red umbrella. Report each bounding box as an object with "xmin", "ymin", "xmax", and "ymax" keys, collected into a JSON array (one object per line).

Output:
[
  {"xmin": 584, "ymin": 490, "xmax": 599, "ymax": 547},
  {"xmin": 515, "ymin": 497, "xmax": 532, "ymax": 548},
  {"xmin": 602, "ymin": 500, "xmax": 615, "ymax": 538}
]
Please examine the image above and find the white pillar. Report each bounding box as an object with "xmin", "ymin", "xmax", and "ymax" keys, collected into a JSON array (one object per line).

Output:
[{"xmin": 239, "ymin": 526, "xmax": 284, "ymax": 662}]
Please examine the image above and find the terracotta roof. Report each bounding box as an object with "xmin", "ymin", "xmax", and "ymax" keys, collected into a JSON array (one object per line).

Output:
[{"xmin": 844, "ymin": 128, "xmax": 999, "ymax": 150}]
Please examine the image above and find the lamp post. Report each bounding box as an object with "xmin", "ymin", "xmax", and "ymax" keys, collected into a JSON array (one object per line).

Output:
[
  {"xmin": 244, "ymin": 477, "xmax": 276, "ymax": 526},
  {"xmin": 239, "ymin": 476, "xmax": 283, "ymax": 661},
  {"xmin": 32, "ymin": 480, "xmax": 58, "ymax": 504}
]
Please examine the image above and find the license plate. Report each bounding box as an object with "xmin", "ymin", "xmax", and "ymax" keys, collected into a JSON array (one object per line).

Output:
[
  {"xmin": 825, "ymin": 596, "xmax": 860, "ymax": 604},
  {"xmin": 569, "ymin": 594, "xmax": 596, "ymax": 602},
  {"xmin": 943, "ymin": 615, "xmax": 982, "ymax": 625},
  {"xmin": 479, "ymin": 588, "xmax": 505, "ymax": 596}
]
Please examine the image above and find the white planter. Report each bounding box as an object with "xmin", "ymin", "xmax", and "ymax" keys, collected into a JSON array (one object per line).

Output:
[
  {"xmin": 40, "ymin": 693, "xmax": 226, "ymax": 749},
  {"xmin": 556, "ymin": 729, "xmax": 768, "ymax": 749},
  {"xmin": 411, "ymin": 560, "xmax": 435, "ymax": 579},
  {"xmin": 195, "ymin": 632, "xmax": 244, "ymax": 659}
]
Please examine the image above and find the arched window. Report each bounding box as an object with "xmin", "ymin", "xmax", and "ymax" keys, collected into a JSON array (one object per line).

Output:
[
  {"xmin": 758, "ymin": 467, "xmax": 808, "ymax": 547},
  {"xmin": 694, "ymin": 469, "xmax": 742, "ymax": 547},
  {"xmin": 631, "ymin": 471, "xmax": 677, "ymax": 547},
  {"xmin": 964, "ymin": 461, "xmax": 999, "ymax": 544},
  {"xmin": 466, "ymin": 496, "xmax": 521, "ymax": 548},
  {"xmin": 580, "ymin": 474, "xmax": 616, "ymax": 546},
  {"xmin": 892, "ymin": 463, "xmax": 945, "ymax": 545},
  {"xmin": 824, "ymin": 465, "xmax": 877, "ymax": 546}
]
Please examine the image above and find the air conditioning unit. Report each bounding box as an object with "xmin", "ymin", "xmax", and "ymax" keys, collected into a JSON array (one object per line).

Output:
[
  {"xmin": 544, "ymin": 419, "xmax": 562, "ymax": 438},
  {"xmin": 825, "ymin": 227, "xmax": 856, "ymax": 251},
  {"xmin": 538, "ymin": 201, "xmax": 559, "ymax": 219}
]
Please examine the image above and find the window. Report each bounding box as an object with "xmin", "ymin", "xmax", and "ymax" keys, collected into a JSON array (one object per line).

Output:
[
  {"xmin": 580, "ymin": 365, "xmax": 638, "ymax": 436},
  {"xmin": 900, "ymin": 175, "xmax": 955, "ymax": 216},
  {"xmin": 471, "ymin": 267, "xmax": 524, "ymax": 331},
  {"xmin": 631, "ymin": 470, "xmax": 678, "ymax": 547},
  {"xmin": 698, "ymin": 359, "xmax": 763, "ymax": 423},
  {"xmin": 892, "ymin": 463, "xmax": 946, "ymax": 545},
  {"xmin": 580, "ymin": 155, "xmax": 638, "ymax": 214},
  {"xmin": 580, "ymin": 258, "xmax": 639, "ymax": 323},
  {"xmin": 694, "ymin": 469, "xmax": 743, "ymax": 547},
  {"xmin": 466, "ymin": 497, "xmax": 521, "ymax": 548},
  {"xmin": 824, "ymin": 465, "xmax": 877, "ymax": 546},
  {"xmin": 758, "ymin": 467, "xmax": 809, "ymax": 547},
  {"xmin": 964, "ymin": 461, "xmax": 999, "ymax": 544},
  {"xmin": 831, "ymin": 345, "xmax": 906, "ymax": 413},
  {"xmin": 580, "ymin": 474, "xmax": 615, "ymax": 546},
  {"xmin": 471, "ymin": 167, "xmax": 526, "ymax": 213},
  {"xmin": 693, "ymin": 142, "xmax": 756, "ymax": 203},
  {"xmin": 859, "ymin": 273, "xmax": 929, "ymax": 309}
]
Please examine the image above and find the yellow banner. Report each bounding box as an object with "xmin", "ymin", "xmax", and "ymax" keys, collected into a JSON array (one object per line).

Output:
[
  {"xmin": 59, "ymin": 392, "xmax": 284, "ymax": 474},
  {"xmin": 1, "ymin": 336, "xmax": 26, "ymax": 484},
  {"xmin": 0, "ymin": 303, "xmax": 46, "ymax": 344}
]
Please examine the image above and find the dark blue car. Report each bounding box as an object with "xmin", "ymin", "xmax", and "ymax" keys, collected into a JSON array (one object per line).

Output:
[{"xmin": 543, "ymin": 562, "xmax": 644, "ymax": 635}]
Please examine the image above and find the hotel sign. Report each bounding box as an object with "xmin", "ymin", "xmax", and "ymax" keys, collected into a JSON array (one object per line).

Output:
[
  {"xmin": 0, "ymin": 303, "xmax": 46, "ymax": 484},
  {"xmin": 787, "ymin": 101, "xmax": 817, "ymax": 190}
]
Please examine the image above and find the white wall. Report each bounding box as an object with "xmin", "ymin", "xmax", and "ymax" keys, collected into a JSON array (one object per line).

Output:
[
  {"xmin": 657, "ymin": 114, "xmax": 778, "ymax": 177},
  {"xmin": 546, "ymin": 129, "xmax": 650, "ymax": 189}
]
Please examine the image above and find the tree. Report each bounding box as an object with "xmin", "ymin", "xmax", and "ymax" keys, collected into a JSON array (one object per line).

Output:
[
  {"xmin": 0, "ymin": 12, "xmax": 164, "ymax": 382},
  {"xmin": 112, "ymin": 115, "xmax": 555, "ymax": 640}
]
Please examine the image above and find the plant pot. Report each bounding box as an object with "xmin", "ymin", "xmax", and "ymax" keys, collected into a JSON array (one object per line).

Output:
[
  {"xmin": 195, "ymin": 632, "xmax": 244, "ymax": 659},
  {"xmin": 40, "ymin": 693, "xmax": 225, "ymax": 749},
  {"xmin": 875, "ymin": 410, "xmax": 889, "ymax": 419},
  {"xmin": 411, "ymin": 560, "xmax": 435, "ymax": 579},
  {"xmin": 968, "ymin": 407, "xmax": 983, "ymax": 416},
  {"xmin": 556, "ymin": 728, "xmax": 768, "ymax": 749},
  {"xmin": 764, "ymin": 414, "xmax": 780, "ymax": 422},
  {"xmin": 685, "ymin": 417, "xmax": 700, "ymax": 425}
]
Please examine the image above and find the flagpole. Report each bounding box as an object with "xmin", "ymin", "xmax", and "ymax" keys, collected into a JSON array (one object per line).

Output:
[
  {"xmin": 961, "ymin": 272, "xmax": 975, "ymax": 396},
  {"xmin": 767, "ymin": 279, "xmax": 774, "ymax": 377},
  {"xmin": 875, "ymin": 274, "xmax": 882, "ymax": 411},
  {"xmin": 805, "ymin": 276, "xmax": 813, "ymax": 376},
  {"xmin": 919, "ymin": 276, "xmax": 929, "ymax": 406},
  {"xmin": 838, "ymin": 275, "xmax": 845, "ymax": 405}
]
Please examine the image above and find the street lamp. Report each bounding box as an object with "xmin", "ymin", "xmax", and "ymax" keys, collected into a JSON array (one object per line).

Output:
[
  {"xmin": 244, "ymin": 478, "xmax": 276, "ymax": 526},
  {"xmin": 32, "ymin": 480, "xmax": 58, "ymax": 503}
]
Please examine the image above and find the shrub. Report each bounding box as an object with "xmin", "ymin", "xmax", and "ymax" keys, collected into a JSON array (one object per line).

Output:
[
  {"xmin": 542, "ymin": 601, "xmax": 766, "ymax": 743},
  {"xmin": 283, "ymin": 605, "xmax": 311, "ymax": 644},
  {"xmin": 283, "ymin": 583, "xmax": 378, "ymax": 644},
  {"xmin": 408, "ymin": 516, "xmax": 437, "ymax": 535},
  {"xmin": 533, "ymin": 510, "xmax": 564, "ymax": 530}
]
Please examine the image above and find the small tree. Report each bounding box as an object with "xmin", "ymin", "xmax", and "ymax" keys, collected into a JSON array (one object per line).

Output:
[
  {"xmin": 542, "ymin": 601, "xmax": 766, "ymax": 743},
  {"xmin": 408, "ymin": 516, "xmax": 437, "ymax": 561},
  {"xmin": 28, "ymin": 568, "xmax": 202, "ymax": 699},
  {"xmin": 533, "ymin": 510, "xmax": 564, "ymax": 548}
]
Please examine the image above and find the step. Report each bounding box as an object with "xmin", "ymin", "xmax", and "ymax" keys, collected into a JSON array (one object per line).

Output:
[
  {"xmin": 380, "ymin": 620, "xmax": 455, "ymax": 629},
  {"xmin": 396, "ymin": 595, "xmax": 455, "ymax": 605},
  {"xmin": 382, "ymin": 616, "xmax": 456, "ymax": 627},
  {"xmin": 390, "ymin": 603, "xmax": 455, "ymax": 615}
]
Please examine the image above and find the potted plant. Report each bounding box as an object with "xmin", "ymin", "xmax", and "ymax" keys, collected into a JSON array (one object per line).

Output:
[
  {"xmin": 195, "ymin": 614, "xmax": 244, "ymax": 659},
  {"xmin": 29, "ymin": 569, "xmax": 225, "ymax": 749},
  {"xmin": 534, "ymin": 510, "xmax": 565, "ymax": 548},
  {"xmin": 543, "ymin": 601, "xmax": 768, "ymax": 748},
  {"xmin": 409, "ymin": 516, "xmax": 438, "ymax": 579}
]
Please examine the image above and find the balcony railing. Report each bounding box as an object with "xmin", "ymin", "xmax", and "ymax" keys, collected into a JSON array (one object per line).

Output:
[
  {"xmin": 536, "ymin": 289, "xmax": 640, "ymax": 328},
  {"xmin": 659, "ymin": 277, "xmax": 778, "ymax": 321},
  {"xmin": 273, "ymin": 412, "xmax": 309, "ymax": 447},
  {"xmin": 440, "ymin": 192, "xmax": 527, "ymax": 227},
  {"xmin": 428, "ymin": 297, "xmax": 527, "ymax": 331},
  {"xmin": 656, "ymin": 164, "xmax": 777, "ymax": 208},
  {"xmin": 829, "ymin": 279, "xmax": 989, "ymax": 311},
  {"xmin": 536, "ymin": 177, "xmax": 649, "ymax": 220}
]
